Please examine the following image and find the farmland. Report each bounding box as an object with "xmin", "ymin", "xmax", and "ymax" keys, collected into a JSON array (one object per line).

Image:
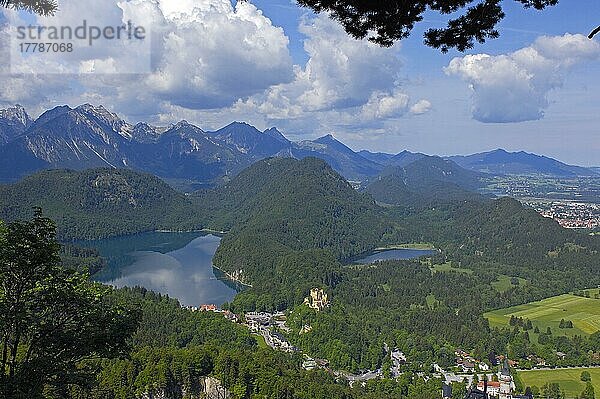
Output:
[
  {"xmin": 485, "ymin": 290, "xmax": 600, "ymax": 338},
  {"xmin": 518, "ymin": 368, "xmax": 600, "ymax": 398}
]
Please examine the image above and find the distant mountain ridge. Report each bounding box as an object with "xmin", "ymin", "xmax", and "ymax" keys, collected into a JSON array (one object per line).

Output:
[
  {"xmin": 0, "ymin": 104, "xmax": 385, "ymax": 183},
  {"xmin": 0, "ymin": 104, "xmax": 595, "ymax": 185},
  {"xmin": 447, "ymin": 149, "xmax": 597, "ymax": 177},
  {"xmin": 367, "ymin": 155, "xmax": 485, "ymax": 206}
]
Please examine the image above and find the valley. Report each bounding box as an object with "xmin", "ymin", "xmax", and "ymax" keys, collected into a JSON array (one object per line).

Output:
[
  {"xmin": 1, "ymin": 0, "xmax": 598, "ymax": 397},
  {"xmin": 1, "ymin": 104, "xmax": 599, "ymax": 399}
]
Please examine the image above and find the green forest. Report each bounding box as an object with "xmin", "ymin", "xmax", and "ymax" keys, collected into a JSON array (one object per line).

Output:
[{"xmin": 1, "ymin": 159, "xmax": 599, "ymax": 398}]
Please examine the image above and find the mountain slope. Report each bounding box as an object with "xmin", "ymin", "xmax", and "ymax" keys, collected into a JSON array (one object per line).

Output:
[
  {"xmin": 356, "ymin": 150, "xmax": 394, "ymax": 165},
  {"xmin": 449, "ymin": 149, "xmax": 597, "ymax": 176},
  {"xmin": 280, "ymin": 135, "xmax": 383, "ymax": 182},
  {"xmin": 0, "ymin": 104, "xmax": 135, "ymax": 179},
  {"xmin": 387, "ymin": 150, "xmax": 426, "ymax": 167},
  {"xmin": 209, "ymin": 122, "xmax": 289, "ymax": 158},
  {"xmin": 263, "ymin": 127, "xmax": 291, "ymax": 144},
  {"xmin": 0, "ymin": 104, "xmax": 32, "ymax": 144},
  {"xmin": 0, "ymin": 105, "xmax": 254, "ymax": 183},
  {"xmin": 367, "ymin": 156, "xmax": 484, "ymax": 206},
  {"xmin": 207, "ymin": 157, "xmax": 389, "ymax": 289},
  {"xmin": 0, "ymin": 168, "xmax": 205, "ymax": 239},
  {"xmin": 132, "ymin": 121, "xmax": 248, "ymax": 182}
]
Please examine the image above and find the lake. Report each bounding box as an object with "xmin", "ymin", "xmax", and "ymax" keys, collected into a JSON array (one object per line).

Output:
[
  {"xmin": 77, "ymin": 232, "xmax": 240, "ymax": 307},
  {"xmin": 353, "ymin": 248, "xmax": 436, "ymax": 264}
]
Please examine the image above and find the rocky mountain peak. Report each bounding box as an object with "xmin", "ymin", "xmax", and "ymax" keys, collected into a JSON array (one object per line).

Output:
[{"xmin": 0, "ymin": 104, "xmax": 33, "ymax": 127}]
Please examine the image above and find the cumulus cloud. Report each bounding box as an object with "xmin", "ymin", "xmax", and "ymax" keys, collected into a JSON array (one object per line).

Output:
[
  {"xmin": 0, "ymin": 2, "xmax": 430, "ymax": 139},
  {"xmin": 445, "ymin": 33, "xmax": 600, "ymax": 123},
  {"xmin": 409, "ymin": 100, "xmax": 432, "ymax": 115},
  {"xmin": 230, "ymin": 15, "xmax": 430, "ymax": 130},
  {"xmin": 0, "ymin": 0, "xmax": 294, "ymax": 112}
]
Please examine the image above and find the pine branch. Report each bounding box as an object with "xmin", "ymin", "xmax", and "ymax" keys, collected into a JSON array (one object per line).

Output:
[{"xmin": 1, "ymin": 0, "xmax": 58, "ymax": 16}]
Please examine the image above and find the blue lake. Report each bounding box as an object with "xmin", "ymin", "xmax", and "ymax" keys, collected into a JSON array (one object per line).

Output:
[
  {"xmin": 353, "ymin": 248, "xmax": 436, "ymax": 264},
  {"xmin": 77, "ymin": 232, "xmax": 239, "ymax": 307}
]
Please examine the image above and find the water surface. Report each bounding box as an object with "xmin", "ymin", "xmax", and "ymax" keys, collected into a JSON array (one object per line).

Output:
[
  {"xmin": 78, "ymin": 232, "xmax": 239, "ymax": 307},
  {"xmin": 354, "ymin": 249, "xmax": 436, "ymax": 264}
]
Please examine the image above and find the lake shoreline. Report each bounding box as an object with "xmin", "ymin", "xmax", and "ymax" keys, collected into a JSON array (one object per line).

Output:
[
  {"xmin": 212, "ymin": 264, "xmax": 254, "ymax": 288},
  {"xmin": 347, "ymin": 246, "xmax": 438, "ymax": 265},
  {"xmin": 81, "ymin": 232, "xmax": 241, "ymax": 306}
]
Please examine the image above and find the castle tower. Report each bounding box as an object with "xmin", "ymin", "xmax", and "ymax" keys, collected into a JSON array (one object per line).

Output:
[{"xmin": 498, "ymin": 359, "xmax": 512, "ymax": 399}]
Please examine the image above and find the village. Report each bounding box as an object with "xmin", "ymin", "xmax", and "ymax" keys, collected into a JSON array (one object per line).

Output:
[{"xmin": 189, "ymin": 288, "xmax": 531, "ymax": 398}]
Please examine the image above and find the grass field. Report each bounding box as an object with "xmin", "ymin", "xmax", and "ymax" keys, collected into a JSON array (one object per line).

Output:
[
  {"xmin": 485, "ymin": 290, "xmax": 600, "ymax": 338},
  {"xmin": 491, "ymin": 275, "xmax": 527, "ymax": 293},
  {"xmin": 430, "ymin": 262, "xmax": 473, "ymax": 274},
  {"xmin": 518, "ymin": 368, "xmax": 600, "ymax": 398},
  {"xmin": 253, "ymin": 334, "xmax": 269, "ymax": 350}
]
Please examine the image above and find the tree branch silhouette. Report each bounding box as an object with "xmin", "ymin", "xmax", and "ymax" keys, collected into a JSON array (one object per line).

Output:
[
  {"xmin": 1, "ymin": 0, "xmax": 58, "ymax": 16},
  {"xmin": 293, "ymin": 0, "xmax": 559, "ymax": 52}
]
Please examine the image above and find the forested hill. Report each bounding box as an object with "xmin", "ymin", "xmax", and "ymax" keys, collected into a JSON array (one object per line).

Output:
[
  {"xmin": 207, "ymin": 157, "xmax": 390, "ymax": 299},
  {"xmin": 0, "ymin": 168, "xmax": 205, "ymax": 239},
  {"xmin": 366, "ymin": 156, "xmax": 485, "ymax": 207}
]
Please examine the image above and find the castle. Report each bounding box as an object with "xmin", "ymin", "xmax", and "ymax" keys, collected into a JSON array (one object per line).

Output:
[{"xmin": 304, "ymin": 288, "xmax": 330, "ymax": 311}]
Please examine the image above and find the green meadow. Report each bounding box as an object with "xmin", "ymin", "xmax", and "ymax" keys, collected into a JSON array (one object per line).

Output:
[
  {"xmin": 430, "ymin": 262, "xmax": 473, "ymax": 274},
  {"xmin": 485, "ymin": 290, "xmax": 600, "ymax": 338},
  {"xmin": 518, "ymin": 368, "xmax": 600, "ymax": 398}
]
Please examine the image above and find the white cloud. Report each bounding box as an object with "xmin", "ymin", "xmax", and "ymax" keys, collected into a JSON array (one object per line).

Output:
[
  {"xmin": 445, "ymin": 33, "xmax": 600, "ymax": 123},
  {"xmin": 0, "ymin": 0, "xmax": 294, "ymax": 112},
  {"xmin": 0, "ymin": 2, "xmax": 431, "ymax": 140},
  {"xmin": 226, "ymin": 15, "xmax": 430, "ymax": 134},
  {"xmin": 410, "ymin": 100, "xmax": 432, "ymax": 115}
]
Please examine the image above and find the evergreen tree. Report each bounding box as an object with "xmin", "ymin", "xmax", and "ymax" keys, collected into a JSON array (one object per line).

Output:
[
  {"xmin": 581, "ymin": 382, "xmax": 595, "ymax": 399},
  {"xmin": 581, "ymin": 371, "xmax": 592, "ymax": 382},
  {"xmin": 0, "ymin": 210, "xmax": 138, "ymax": 398},
  {"xmin": 296, "ymin": 0, "xmax": 559, "ymax": 51},
  {"xmin": 0, "ymin": 0, "xmax": 57, "ymax": 15}
]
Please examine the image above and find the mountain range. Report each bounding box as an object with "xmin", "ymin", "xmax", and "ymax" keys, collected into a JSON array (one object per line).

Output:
[
  {"xmin": 0, "ymin": 104, "xmax": 596, "ymax": 186},
  {"xmin": 447, "ymin": 149, "xmax": 597, "ymax": 177}
]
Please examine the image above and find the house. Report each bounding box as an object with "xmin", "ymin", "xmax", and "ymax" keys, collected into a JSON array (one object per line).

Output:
[
  {"xmin": 463, "ymin": 360, "xmax": 534, "ymax": 399},
  {"xmin": 478, "ymin": 362, "xmax": 490, "ymax": 371},
  {"xmin": 200, "ymin": 304, "xmax": 218, "ymax": 312},
  {"xmin": 460, "ymin": 360, "xmax": 475, "ymax": 373},
  {"xmin": 270, "ymin": 331, "xmax": 295, "ymax": 352},
  {"xmin": 477, "ymin": 381, "xmax": 500, "ymax": 397},
  {"xmin": 498, "ymin": 360, "xmax": 513, "ymax": 399},
  {"xmin": 222, "ymin": 310, "xmax": 238, "ymax": 322},
  {"xmin": 302, "ymin": 359, "xmax": 317, "ymax": 370},
  {"xmin": 391, "ymin": 349, "xmax": 406, "ymax": 364}
]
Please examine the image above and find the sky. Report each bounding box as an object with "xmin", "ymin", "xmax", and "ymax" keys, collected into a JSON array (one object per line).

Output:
[{"xmin": 0, "ymin": 0, "xmax": 599, "ymax": 166}]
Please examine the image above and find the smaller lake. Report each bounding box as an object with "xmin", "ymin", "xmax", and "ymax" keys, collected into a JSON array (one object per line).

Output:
[
  {"xmin": 77, "ymin": 232, "xmax": 240, "ymax": 307},
  {"xmin": 353, "ymin": 249, "xmax": 436, "ymax": 264}
]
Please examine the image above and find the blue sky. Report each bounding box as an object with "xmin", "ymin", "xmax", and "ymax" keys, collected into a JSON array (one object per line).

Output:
[
  {"xmin": 1, "ymin": 0, "xmax": 599, "ymax": 165},
  {"xmin": 247, "ymin": 0, "xmax": 600, "ymax": 165}
]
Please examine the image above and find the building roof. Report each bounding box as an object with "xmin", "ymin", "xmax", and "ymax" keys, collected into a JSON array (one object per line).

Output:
[
  {"xmin": 501, "ymin": 358, "xmax": 511, "ymax": 376},
  {"xmin": 464, "ymin": 388, "xmax": 488, "ymax": 399},
  {"xmin": 442, "ymin": 383, "xmax": 453, "ymax": 398},
  {"xmin": 478, "ymin": 381, "xmax": 500, "ymax": 388}
]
